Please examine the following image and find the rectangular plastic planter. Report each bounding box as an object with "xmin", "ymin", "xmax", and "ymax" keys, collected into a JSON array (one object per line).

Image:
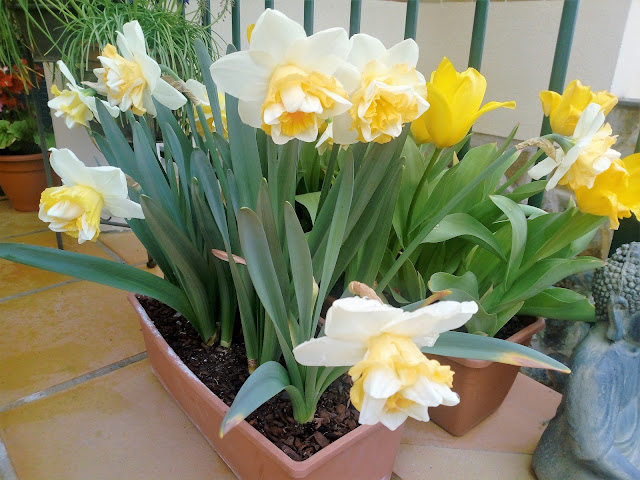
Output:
[{"xmin": 130, "ymin": 294, "xmax": 404, "ymax": 480}]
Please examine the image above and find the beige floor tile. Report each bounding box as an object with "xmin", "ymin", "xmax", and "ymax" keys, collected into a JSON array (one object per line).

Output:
[
  {"xmin": 0, "ymin": 231, "xmax": 114, "ymax": 299},
  {"xmin": 401, "ymin": 374, "xmax": 561, "ymax": 455},
  {"xmin": 99, "ymin": 231, "xmax": 150, "ymax": 265},
  {"xmin": 394, "ymin": 444, "xmax": 537, "ymax": 480},
  {"xmin": 0, "ymin": 360, "xmax": 236, "ymax": 480},
  {"xmin": 0, "ymin": 200, "xmax": 47, "ymax": 239},
  {"xmin": 0, "ymin": 281, "xmax": 145, "ymax": 405}
]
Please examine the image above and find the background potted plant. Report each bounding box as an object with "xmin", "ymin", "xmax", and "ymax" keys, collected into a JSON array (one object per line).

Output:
[
  {"xmin": 0, "ymin": 60, "xmax": 55, "ymax": 211},
  {"xmin": 0, "ymin": 10, "xmax": 581, "ymax": 478}
]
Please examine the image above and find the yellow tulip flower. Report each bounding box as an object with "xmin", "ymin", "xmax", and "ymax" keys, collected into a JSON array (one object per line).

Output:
[
  {"xmin": 574, "ymin": 154, "xmax": 640, "ymax": 230},
  {"xmin": 540, "ymin": 79, "xmax": 617, "ymax": 136},
  {"xmin": 410, "ymin": 57, "xmax": 515, "ymax": 149}
]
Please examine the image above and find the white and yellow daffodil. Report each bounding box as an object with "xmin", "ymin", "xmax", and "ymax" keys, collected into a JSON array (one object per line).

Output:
[
  {"xmin": 529, "ymin": 103, "xmax": 621, "ymax": 190},
  {"xmin": 48, "ymin": 61, "xmax": 119, "ymax": 128},
  {"xmin": 185, "ymin": 79, "xmax": 228, "ymax": 138},
  {"xmin": 332, "ymin": 34, "xmax": 429, "ymax": 145},
  {"xmin": 85, "ymin": 21, "xmax": 186, "ymax": 117},
  {"xmin": 293, "ymin": 296, "xmax": 477, "ymax": 430},
  {"xmin": 39, "ymin": 148, "xmax": 144, "ymax": 243},
  {"xmin": 209, "ymin": 9, "xmax": 352, "ymax": 145}
]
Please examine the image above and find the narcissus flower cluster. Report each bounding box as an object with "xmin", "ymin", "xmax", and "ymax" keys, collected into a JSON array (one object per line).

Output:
[{"xmin": 529, "ymin": 81, "xmax": 637, "ymax": 229}]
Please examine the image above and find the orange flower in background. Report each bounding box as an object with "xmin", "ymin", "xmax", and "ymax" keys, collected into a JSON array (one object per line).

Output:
[{"xmin": 540, "ymin": 80, "xmax": 617, "ymax": 136}]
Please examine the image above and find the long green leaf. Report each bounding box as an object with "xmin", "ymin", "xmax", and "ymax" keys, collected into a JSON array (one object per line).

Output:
[
  {"xmin": 284, "ymin": 203, "xmax": 314, "ymax": 342},
  {"xmin": 490, "ymin": 195, "xmax": 527, "ymax": 288},
  {"xmin": 219, "ymin": 361, "xmax": 291, "ymax": 437},
  {"xmin": 0, "ymin": 243, "xmax": 196, "ymax": 322},
  {"xmin": 520, "ymin": 287, "xmax": 596, "ymax": 322},
  {"xmin": 422, "ymin": 212, "xmax": 506, "ymax": 261},
  {"xmin": 422, "ymin": 331, "xmax": 570, "ymax": 372}
]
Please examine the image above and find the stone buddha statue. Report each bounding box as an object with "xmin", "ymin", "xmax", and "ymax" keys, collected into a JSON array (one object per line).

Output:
[{"xmin": 533, "ymin": 242, "xmax": 640, "ymax": 480}]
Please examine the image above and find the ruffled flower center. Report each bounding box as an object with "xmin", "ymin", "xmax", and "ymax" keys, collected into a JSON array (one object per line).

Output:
[
  {"xmin": 39, "ymin": 185, "xmax": 104, "ymax": 243},
  {"xmin": 100, "ymin": 44, "xmax": 148, "ymax": 115}
]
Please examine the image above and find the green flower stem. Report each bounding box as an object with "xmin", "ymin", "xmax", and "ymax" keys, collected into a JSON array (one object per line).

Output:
[
  {"xmin": 545, "ymin": 133, "xmax": 574, "ymax": 152},
  {"xmin": 494, "ymin": 149, "xmax": 545, "ymax": 194},
  {"xmin": 317, "ymin": 143, "xmax": 340, "ymax": 213}
]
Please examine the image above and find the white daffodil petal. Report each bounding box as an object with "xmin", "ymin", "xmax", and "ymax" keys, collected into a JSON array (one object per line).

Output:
[
  {"xmin": 363, "ymin": 366, "xmax": 402, "ymax": 399},
  {"xmin": 384, "ymin": 301, "xmax": 477, "ymax": 346},
  {"xmin": 121, "ymin": 20, "xmax": 147, "ymax": 59},
  {"xmin": 50, "ymin": 149, "xmax": 96, "ymax": 188},
  {"xmin": 152, "ymin": 78, "xmax": 187, "ymax": 110},
  {"xmin": 56, "ymin": 60, "xmax": 79, "ymax": 88},
  {"xmin": 528, "ymin": 156, "xmax": 558, "ymax": 181},
  {"xmin": 357, "ymin": 394, "xmax": 387, "ymax": 426},
  {"xmin": 348, "ymin": 34, "xmax": 387, "ymax": 70},
  {"xmin": 103, "ymin": 196, "xmax": 144, "ymax": 219},
  {"xmin": 385, "ymin": 38, "xmax": 419, "ymax": 67},
  {"xmin": 292, "ymin": 28, "xmax": 350, "ymax": 74},
  {"xmin": 379, "ymin": 409, "xmax": 409, "ymax": 431},
  {"xmin": 45, "ymin": 200, "xmax": 84, "ymax": 220},
  {"xmin": 330, "ymin": 111, "xmax": 359, "ymax": 146},
  {"xmin": 250, "ymin": 9, "xmax": 306, "ymax": 61},
  {"xmin": 210, "ymin": 52, "xmax": 271, "ymax": 102},
  {"xmin": 238, "ymin": 99, "xmax": 264, "ymax": 128},
  {"xmin": 136, "ymin": 53, "xmax": 162, "ymax": 92},
  {"xmin": 573, "ymin": 103, "xmax": 604, "ymax": 139},
  {"xmin": 89, "ymin": 166, "xmax": 128, "ymax": 199},
  {"xmin": 324, "ymin": 297, "xmax": 399, "ymax": 342},
  {"xmin": 185, "ymin": 79, "xmax": 208, "ymax": 104},
  {"xmin": 293, "ymin": 337, "xmax": 367, "ymax": 366}
]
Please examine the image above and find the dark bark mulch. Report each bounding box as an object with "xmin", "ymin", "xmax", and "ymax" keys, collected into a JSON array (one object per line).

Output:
[{"xmin": 138, "ymin": 296, "xmax": 360, "ymax": 462}]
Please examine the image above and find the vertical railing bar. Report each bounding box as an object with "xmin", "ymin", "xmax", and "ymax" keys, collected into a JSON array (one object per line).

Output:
[
  {"xmin": 304, "ymin": 0, "xmax": 314, "ymax": 36},
  {"xmin": 404, "ymin": 0, "xmax": 419, "ymax": 40},
  {"xmin": 468, "ymin": 0, "xmax": 489, "ymax": 71},
  {"xmin": 265, "ymin": 0, "xmax": 274, "ymax": 9},
  {"xmin": 635, "ymin": 127, "xmax": 640, "ymax": 154},
  {"xmin": 231, "ymin": 0, "xmax": 241, "ymax": 50},
  {"xmin": 530, "ymin": 0, "xmax": 580, "ymax": 208},
  {"xmin": 540, "ymin": 0, "xmax": 580, "ymax": 137},
  {"xmin": 349, "ymin": 0, "xmax": 362, "ymax": 37}
]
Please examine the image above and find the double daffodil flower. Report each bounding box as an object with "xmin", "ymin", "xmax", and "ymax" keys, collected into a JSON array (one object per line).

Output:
[
  {"xmin": 293, "ymin": 296, "xmax": 478, "ymax": 430},
  {"xmin": 48, "ymin": 61, "xmax": 119, "ymax": 128},
  {"xmin": 39, "ymin": 149, "xmax": 144, "ymax": 243},
  {"xmin": 85, "ymin": 21, "xmax": 186, "ymax": 116},
  {"xmin": 210, "ymin": 9, "xmax": 352, "ymax": 145}
]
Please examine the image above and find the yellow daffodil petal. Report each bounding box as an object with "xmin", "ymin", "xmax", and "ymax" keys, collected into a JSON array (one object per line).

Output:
[
  {"xmin": 540, "ymin": 79, "xmax": 618, "ymax": 136},
  {"xmin": 574, "ymin": 154, "xmax": 640, "ymax": 229}
]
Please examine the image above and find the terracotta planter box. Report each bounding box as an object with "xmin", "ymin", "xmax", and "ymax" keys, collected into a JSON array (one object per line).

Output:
[
  {"xmin": 129, "ymin": 294, "xmax": 404, "ymax": 480},
  {"xmin": 427, "ymin": 317, "xmax": 545, "ymax": 436},
  {"xmin": 0, "ymin": 152, "xmax": 52, "ymax": 212}
]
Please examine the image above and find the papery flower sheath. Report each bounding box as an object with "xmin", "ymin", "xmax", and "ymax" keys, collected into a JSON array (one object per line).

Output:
[
  {"xmin": 529, "ymin": 103, "xmax": 621, "ymax": 190},
  {"xmin": 410, "ymin": 57, "xmax": 515, "ymax": 148},
  {"xmin": 293, "ymin": 296, "xmax": 477, "ymax": 430},
  {"xmin": 574, "ymin": 153, "xmax": 640, "ymax": 229},
  {"xmin": 185, "ymin": 79, "xmax": 228, "ymax": 138},
  {"xmin": 48, "ymin": 61, "xmax": 119, "ymax": 128},
  {"xmin": 85, "ymin": 21, "xmax": 186, "ymax": 116},
  {"xmin": 209, "ymin": 9, "xmax": 352, "ymax": 145},
  {"xmin": 39, "ymin": 148, "xmax": 144, "ymax": 243},
  {"xmin": 330, "ymin": 34, "xmax": 429, "ymax": 145},
  {"xmin": 540, "ymin": 79, "xmax": 617, "ymax": 136}
]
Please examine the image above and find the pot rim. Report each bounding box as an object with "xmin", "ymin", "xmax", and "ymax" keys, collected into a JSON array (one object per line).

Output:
[
  {"xmin": 0, "ymin": 152, "xmax": 45, "ymax": 162},
  {"xmin": 128, "ymin": 293, "xmax": 397, "ymax": 474}
]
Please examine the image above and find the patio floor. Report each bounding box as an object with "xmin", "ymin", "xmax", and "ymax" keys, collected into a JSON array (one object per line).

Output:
[{"xmin": 0, "ymin": 197, "xmax": 561, "ymax": 479}]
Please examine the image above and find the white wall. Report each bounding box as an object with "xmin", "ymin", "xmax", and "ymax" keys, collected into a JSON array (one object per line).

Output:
[{"xmin": 212, "ymin": 0, "xmax": 636, "ymax": 140}]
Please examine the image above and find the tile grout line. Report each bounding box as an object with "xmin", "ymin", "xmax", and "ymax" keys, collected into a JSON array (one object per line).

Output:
[
  {"xmin": 0, "ymin": 259, "xmax": 155, "ymax": 304},
  {"xmin": 0, "ymin": 435, "xmax": 18, "ymax": 480},
  {"xmin": 0, "ymin": 228, "xmax": 51, "ymax": 242},
  {"xmin": 0, "ymin": 353, "xmax": 148, "ymax": 414}
]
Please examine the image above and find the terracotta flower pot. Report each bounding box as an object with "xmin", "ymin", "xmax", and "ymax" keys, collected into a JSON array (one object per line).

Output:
[
  {"xmin": 426, "ymin": 317, "xmax": 545, "ymax": 436},
  {"xmin": 0, "ymin": 152, "xmax": 51, "ymax": 212},
  {"xmin": 129, "ymin": 294, "xmax": 404, "ymax": 480}
]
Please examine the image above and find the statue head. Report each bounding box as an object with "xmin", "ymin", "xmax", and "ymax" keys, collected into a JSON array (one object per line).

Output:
[{"xmin": 593, "ymin": 242, "xmax": 640, "ymax": 344}]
